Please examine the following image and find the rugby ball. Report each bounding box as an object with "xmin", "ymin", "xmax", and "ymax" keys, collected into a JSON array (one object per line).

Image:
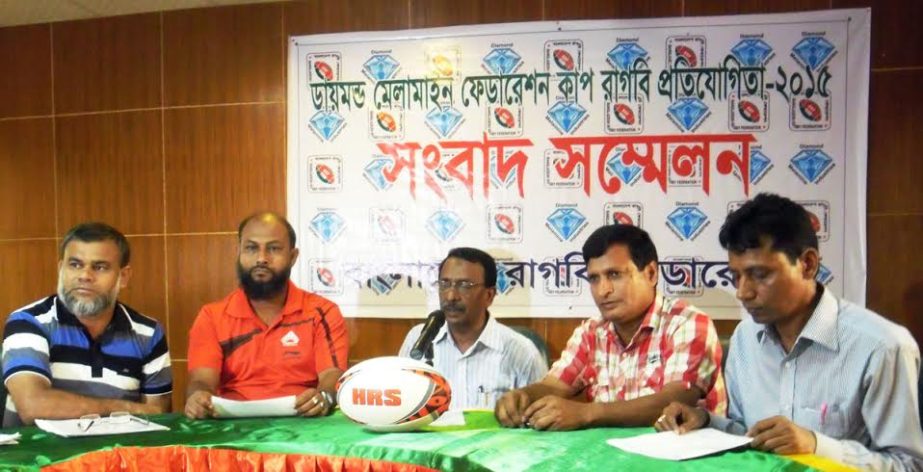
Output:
[{"xmin": 336, "ymin": 356, "xmax": 451, "ymax": 432}]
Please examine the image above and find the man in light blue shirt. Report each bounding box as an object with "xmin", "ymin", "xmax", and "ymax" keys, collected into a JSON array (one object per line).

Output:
[
  {"xmin": 657, "ymin": 193, "xmax": 923, "ymax": 471},
  {"xmin": 399, "ymin": 247, "xmax": 547, "ymax": 410}
]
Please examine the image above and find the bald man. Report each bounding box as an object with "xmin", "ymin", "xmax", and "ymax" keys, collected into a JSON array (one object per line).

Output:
[{"xmin": 184, "ymin": 212, "xmax": 348, "ymax": 419}]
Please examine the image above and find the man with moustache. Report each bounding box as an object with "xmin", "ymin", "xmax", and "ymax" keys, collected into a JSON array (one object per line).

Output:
[
  {"xmin": 185, "ymin": 212, "xmax": 348, "ymax": 419},
  {"xmin": 656, "ymin": 194, "xmax": 923, "ymax": 471},
  {"xmin": 495, "ymin": 224, "xmax": 726, "ymax": 430},
  {"xmin": 399, "ymin": 247, "xmax": 547, "ymax": 409},
  {"xmin": 1, "ymin": 222, "xmax": 172, "ymax": 427}
]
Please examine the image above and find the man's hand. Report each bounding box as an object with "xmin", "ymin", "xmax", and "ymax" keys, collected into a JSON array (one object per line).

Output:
[
  {"xmin": 654, "ymin": 401, "xmax": 709, "ymax": 434},
  {"xmin": 521, "ymin": 396, "xmax": 590, "ymax": 431},
  {"xmin": 748, "ymin": 416, "xmax": 817, "ymax": 455},
  {"xmin": 294, "ymin": 388, "xmax": 330, "ymax": 417},
  {"xmin": 495, "ymin": 389, "xmax": 532, "ymax": 427},
  {"xmin": 184, "ymin": 390, "xmax": 215, "ymax": 419}
]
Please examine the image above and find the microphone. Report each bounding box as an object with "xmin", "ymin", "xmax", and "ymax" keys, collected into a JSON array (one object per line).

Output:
[{"xmin": 410, "ymin": 310, "xmax": 445, "ymax": 360}]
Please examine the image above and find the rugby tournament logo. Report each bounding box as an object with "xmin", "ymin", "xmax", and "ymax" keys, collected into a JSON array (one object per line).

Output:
[
  {"xmin": 487, "ymin": 205, "xmax": 523, "ymax": 243},
  {"xmin": 789, "ymin": 35, "xmax": 835, "ymax": 130},
  {"xmin": 661, "ymin": 256, "xmax": 704, "ymax": 297},
  {"xmin": 369, "ymin": 208, "xmax": 405, "ymax": 242},
  {"xmin": 798, "ymin": 200, "xmax": 830, "ymax": 242},
  {"xmin": 604, "ymin": 202, "xmax": 643, "ymax": 227},
  {"xmin": 369, "ymin": 108, "xmax": 405, "ymax": 140},
  {"xmin": 308, "ymin": 155, "xmax": 342, "ymax": 192},
  {"xmin": 544, "ymin": 149, "xmax": 583, "ymax": 188},
  {"xmin": 309, "ymin": 259, "xmax": 342, "ymax": 295},
  {"xmin": 728, "ymin": 38, "xmax": 774, "ymax": 132}
]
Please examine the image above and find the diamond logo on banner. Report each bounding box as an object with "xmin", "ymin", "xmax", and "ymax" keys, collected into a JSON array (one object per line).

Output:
[
  {"xmin": 547, "ymin": 101, "xmax": 587, "ymax": 134},
  {"xmin": 369, "ymin": 274, "xmax": 401, "ymax": 295},
  {"xmin": 490, "ymin": 154, "xmax": 517, "ymax": 189},
  {"xmin": 667, "ymin": 98, "xmax": 709, "ymax": 131},
  {"xmin": 426, "ymin": 106, "xmax": 464, "ymax": 138},
  {"xmin": 309, "ymin": 211, "xmax": 346, "ymax": 243},
  {"xmin": 362, "ymin": 55, "xmax": 400, "ymax": 81},
  {"xmin": 309, "ymin": 111, "xmax": 345, "ymax": 141},
  {"xmin": 483, "ymin": 48, "xmax": 522, "ymax": 75},
  {"xmin": 666, "ymin": 207, "xmax": 708, "ymax": 240},
  {"xmin": 546, "ymin": 208, "xmax": 587, "ymax": 241},
  {"xmin": 427, "ymin": 210, "xmax": 464, "ymax": 242},
  {"xmin": 792, "ymin": 37, "xmax": 835, "ymax": 70},
  {"xmin": 607, "ymin": 43, "xmax": 648, "ymax": 70},
  {"xmin": 363, "ymin": 159, "xmax": 393, "ymax": 191},
  {"xmin": 605, "ymin": 149, "xmax": 643, "ymax": 184},
  {"xmin": 750, "ymin": 149, "xmax": 772, "ymax": 183},
  {"xmin": 495, "ymin": 263, "xmax": 514, "ymax": 295},
  {"xmin": 816, "ymin": 263, "xmax": 834, "ymax": 285},
  {"xmin": 731, "ymin": 39, "xmax": 774, "ymax": 67},
  {"xmin": 791, "ymin": 150, "xmax": 834, "ymax": 183}
]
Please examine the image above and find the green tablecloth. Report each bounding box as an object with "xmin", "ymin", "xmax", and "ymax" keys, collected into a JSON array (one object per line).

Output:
[{"xmin": 0, "ymin": 411, "xmax": 819, "ymax": 471}]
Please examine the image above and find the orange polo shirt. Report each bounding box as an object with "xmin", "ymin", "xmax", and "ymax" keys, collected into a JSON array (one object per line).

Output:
[{"xmin": 187, "ymin": 281, "xmax": 348, "ymax": 400}]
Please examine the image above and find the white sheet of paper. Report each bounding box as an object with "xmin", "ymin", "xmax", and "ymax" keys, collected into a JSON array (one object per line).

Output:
[
  {"xmin": 607, "ymin": 428, "xmax": 752, "ymax": 461},
  {"xmin": 429, "ymin": 410, "xmax": 466, "ymax": 427},
  {"xmin": 212, "ymin": 395, "xmax": 297, "ymax": 418},
  {"xmin": 34, "ymin": 417, "xmax": 169, "ymax": 438},
  {"xmin": 0, "ymin": 432, "xmax": 21, "ymax": 445}
]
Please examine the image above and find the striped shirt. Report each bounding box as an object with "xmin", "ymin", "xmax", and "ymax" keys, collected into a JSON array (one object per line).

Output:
[
  {"xmin": 2, "ymin": 296, "xmax": 172, "ymax": 427},
  {"xmin": 399, "ymin": 316, "xmax": 547, "ymax": 410},
  {"xmin": 711, "ymin": 286, "xmax": 923, "ymax": 471},
  {"xmin": 549, "ymin": 294, "xmax": 727, "ymax": 414}
]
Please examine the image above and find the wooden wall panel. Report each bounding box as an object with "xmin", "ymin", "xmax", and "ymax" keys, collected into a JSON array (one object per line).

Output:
[
  {"xmin": 163, "ymin": 4, "xmax": 284, "ymax": 106},
  {"xmin": 0, "ymin": 24, "xmax": 51, "ymax": 118},
  {"xmin": 0, "ymin": 240, "xmax": 58, "ymax": 322},
  {"xmin": 682, "ymin": 0, "xmax": 832, "ymax": 16},
  {"xmin": 55, "ymin": 111, "xmax": 164, "ymax": 235},
  {"xmin": 166, "ymin": 234, "xmax": 239, "ymax": 359},
  {"xmin": 411, "ymin": 0, "xmax": 543, "ymax": 28},
  {"xmin": 545, "ymin": 0, "xmax": 681, "ymax": 19},
  {"xmin": 0, "ymin": 118, "xmax": 56, "ymax": 239},
  {"xmin": 867, "ymin": 214, "xmax": 923, "ymax": 342},
  {"xmin": 164, "ymin": 104, "xmax": 285, "ymax": 233},
  {"xmin": 0, "ymin": 0, "xmax": 921, "ymax": 409},
  {"xmin": 835, "ymin": 0, "xmax": 923, "ymax": 69},
  {"xmin": 171, "ymin": 360, "xmax": 187, "ymax": 413},
  {"xmin": 867, "ymin": 69, "xmax": 923, "ymax": 214},
  {"xmin": 284, "ymin": 0, "xmax": 409, "ymax": 37},
  {"xmin": 52, "ymin": 14, "xmax": 161, "ymax": 113},
  {"xmin": 119, "ymin": 235, "xmax": 167, "ymax": 325}
]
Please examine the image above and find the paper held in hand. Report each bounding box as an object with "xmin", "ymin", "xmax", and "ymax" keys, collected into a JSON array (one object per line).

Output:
[
  {"xmin": 35, "ymin": 414, "xmax": 169, "ymax": 438},
  {"xmin": 211, "ymin": 395, "xmax": 297, "ymax": 418},
  {"xmin": 607, "ymin": 428, "xmax": 752, "ymax": 461}
]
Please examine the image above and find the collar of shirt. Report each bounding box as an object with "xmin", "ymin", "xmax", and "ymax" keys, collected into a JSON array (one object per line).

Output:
[
  {"xmin": 226, "ymin": 280, "xmax": 303, "ymax": 320},
  {"xmin": 433, "ymin": 312, "xmax": 503, "ymax": 353},
  {"xmin": 605, "ymin": 293, "xmax": 664, "ymax": 350},
  {"xmin": 54, "ymin": 295, "xmax": 132, "ymax": 333},
  {"xmin": 755, "ymin": 284, "xmax": 839, "ymax": 352}
]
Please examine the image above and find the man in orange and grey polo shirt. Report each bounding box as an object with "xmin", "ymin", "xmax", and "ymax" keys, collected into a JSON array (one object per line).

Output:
[{"xmin": 184, "ymin": 212, "xmax": 348, "ymax": 419}]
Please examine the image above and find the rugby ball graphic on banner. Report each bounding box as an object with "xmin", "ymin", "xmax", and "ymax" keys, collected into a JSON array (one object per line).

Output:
[{"xmin": 336, "ymin": 356, "xmax": 452, "ymax": 432}]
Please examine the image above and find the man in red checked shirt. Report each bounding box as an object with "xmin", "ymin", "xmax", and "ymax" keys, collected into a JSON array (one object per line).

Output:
[{"xmin": 495, "ymin": 224, "xmax": 727, "ymax": 430}]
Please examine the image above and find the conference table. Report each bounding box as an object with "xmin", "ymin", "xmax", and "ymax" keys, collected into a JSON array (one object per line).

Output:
[{"xmin": 0, "ymin": 411, "xmax": 854, "ymax": 471}]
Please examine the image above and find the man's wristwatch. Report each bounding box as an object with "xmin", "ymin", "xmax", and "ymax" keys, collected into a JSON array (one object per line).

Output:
[{"xmin": 320, "ymin": 390, "xmax": 336, "ymax": 409}]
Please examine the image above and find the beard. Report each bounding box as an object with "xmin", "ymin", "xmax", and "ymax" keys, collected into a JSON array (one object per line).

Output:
[
  {"xmin": 57, "ymin": 277, "xmax": 119, "ymax": 318},
  {"xmin": 237, "ymin": 262, "xmax": 291, "ymax": 300}
]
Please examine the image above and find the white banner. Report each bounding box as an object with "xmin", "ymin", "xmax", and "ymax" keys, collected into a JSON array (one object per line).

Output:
[{"xmin": 287, "ymin": 9, "xmax": 870, "ymax": 319}]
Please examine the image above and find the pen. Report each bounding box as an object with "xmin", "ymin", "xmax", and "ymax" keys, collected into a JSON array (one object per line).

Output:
[{"xmin": 820, "ymin": 402, "xmax": 828, "ymax": 427}]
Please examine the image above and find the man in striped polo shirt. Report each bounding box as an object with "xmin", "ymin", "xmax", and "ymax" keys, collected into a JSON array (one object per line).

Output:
[
  {"xmin": 184, "ymin": 212, "xmax": 348, "ymax": 419},
  {"xmin": 1, "ymin": 222, "xmax": 172, "ymax": 427},
  {"xmin": 496, "ymin": 224, "xmax": 727, "ymax": 430},
  {"xmin": 657, "ymin": 194, "xmax": 923, "ymax": 471},
  {"xmin": 399, "ymin": 247, "xmax": 548, "ymax": 410}
]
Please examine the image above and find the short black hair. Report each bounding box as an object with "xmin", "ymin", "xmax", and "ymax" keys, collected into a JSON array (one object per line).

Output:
[
  {"xmin": 238, "ymin": 212, "xmax": 297, "ymax": 248},
  {"xmin": 581, "ymin": 224, "xmax": 658, "ymax": 270},
  {"xmin": 719, "ymin": 193, "xmax": 818, "ymax": 262},
  {"xmin": 439, "ymin": 247, "xmax": 497, "ymax": 288},
  {"xmin": 60, "ymin": 222, "xmax": 131, "ymax": 267}
]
